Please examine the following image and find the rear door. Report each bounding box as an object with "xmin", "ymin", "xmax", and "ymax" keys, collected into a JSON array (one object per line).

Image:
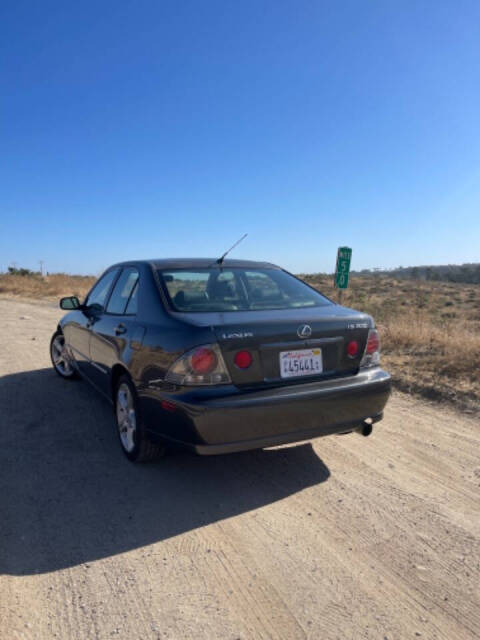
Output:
[{"xmin": 88, "ymin": 267, "xmax": 140, "ymax": 394}]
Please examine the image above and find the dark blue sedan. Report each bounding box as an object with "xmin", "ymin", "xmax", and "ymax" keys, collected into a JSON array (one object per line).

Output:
[{"xmin": 50, "ymin": 259, "xmax": 391, "ymax": 462}]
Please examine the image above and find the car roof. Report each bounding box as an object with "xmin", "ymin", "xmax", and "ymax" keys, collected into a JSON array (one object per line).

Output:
[{"xmin": 112, "ymin": 258, "xmax": 280, "ymax": 270}]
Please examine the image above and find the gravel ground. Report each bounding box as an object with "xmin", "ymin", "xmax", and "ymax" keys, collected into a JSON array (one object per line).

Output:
[{"xmin": 1, "ymin": 297, "xmax": 479, "ymax": 640}]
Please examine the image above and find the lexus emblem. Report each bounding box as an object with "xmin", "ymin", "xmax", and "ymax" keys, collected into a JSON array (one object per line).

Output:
[{"xmin": 297, "ymin": 324, "xmax": 312, "ymax": 339}]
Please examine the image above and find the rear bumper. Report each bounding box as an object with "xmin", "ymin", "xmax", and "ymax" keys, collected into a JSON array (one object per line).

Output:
[{"xmin": 143, "ymin": 367, "xmax": 391, "ymax": 455}]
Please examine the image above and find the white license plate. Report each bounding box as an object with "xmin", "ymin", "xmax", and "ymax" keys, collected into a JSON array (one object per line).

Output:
[{"xmin": 279, "ymin": 348, "xmax": 323, "ymax": 378}]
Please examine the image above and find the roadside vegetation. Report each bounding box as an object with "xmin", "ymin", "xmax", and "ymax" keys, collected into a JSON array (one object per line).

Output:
[
  {"xmin": 304, "ymin": 273, "xmax": 480, "ymax": 414},
  {"xmin": 0, "ymin": 270, "xmax": 95, "ymax": 300},
  {"xmin": 1, "ymin": 268, "xmax": 478, "ymax": 413},
  {"xmin": 352, "ymin": 262, "xmax": 480, "ymax": 284}
]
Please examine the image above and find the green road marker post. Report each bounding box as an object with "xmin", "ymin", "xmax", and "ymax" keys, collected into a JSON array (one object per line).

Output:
[{"xmin": 334, "ymin": 246, "xmax": 352, "ymax": 305}]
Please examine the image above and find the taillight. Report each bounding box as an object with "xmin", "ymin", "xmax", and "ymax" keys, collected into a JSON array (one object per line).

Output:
[
  {"xmin": 366, "ymin": 331, "xmax": 379, "ymax": 354},
  {"xmin": 165, "ymin": 343, "xmax": 231, "ymax": 385},
  {"xmin": 360, "ymin": 329, "xmax": 381, "ymax": 368},
  {"xmin": 234, "ymin": 350, "xmax": 252, "ymax": 369},
  {"xmin": 161, "ymin": 399, "xmax": 177, "ymax": 412},
  {"xmin": 191, "ymin": 347, "xmax": 217, "ymax": 374},
  {"xmin": 346, "ymin": 340, "xmax": 359, "ymax": 358}
]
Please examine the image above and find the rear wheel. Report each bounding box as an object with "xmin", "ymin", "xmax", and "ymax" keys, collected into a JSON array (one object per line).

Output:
[
  {"xmin": 115, "ymin": 375, "xmax": 165, "ymax": 462},
  {"xmin": 50, "ymin": 330, "xmax": 77, "ymax": 379}
]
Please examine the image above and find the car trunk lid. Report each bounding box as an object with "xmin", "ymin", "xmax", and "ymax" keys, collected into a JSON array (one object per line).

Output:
[{"xmin": 172, "ymin": 305, "xmax": 373, "ymax": 387}]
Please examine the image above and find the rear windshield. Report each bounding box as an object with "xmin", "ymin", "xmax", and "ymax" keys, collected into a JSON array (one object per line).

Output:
[{"xmin": 157, "ymin": 268, "xmax": 331, "ymax": 312}]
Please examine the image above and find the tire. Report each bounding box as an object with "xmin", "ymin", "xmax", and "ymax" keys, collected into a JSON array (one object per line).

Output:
[
  {"xmin": 50, "ymin": 330, "xmax": 78, "ymax": 379},
  {"xmin": 114, "ymin": 374, "xmax": 165, "ymax": 463}
]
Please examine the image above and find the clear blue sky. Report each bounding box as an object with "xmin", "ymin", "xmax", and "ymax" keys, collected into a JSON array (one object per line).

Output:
[{"xmin": 1, "ymin": 1, "xmax": 479, "ymax": 275}]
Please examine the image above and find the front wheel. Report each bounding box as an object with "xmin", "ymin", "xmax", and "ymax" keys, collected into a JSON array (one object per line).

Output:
[
  {"xmin": 115, "ymin": 375, "xmax": 165, "ymax": 463},
  {"xmin": 50, "ymin": 330, "xmax": 77, "ymax": 379}
]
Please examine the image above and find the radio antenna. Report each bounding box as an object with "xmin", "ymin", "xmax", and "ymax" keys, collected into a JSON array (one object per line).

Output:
[{"xmin": 216, "ymin": 233, "xmax": 248, "ymax": 265}]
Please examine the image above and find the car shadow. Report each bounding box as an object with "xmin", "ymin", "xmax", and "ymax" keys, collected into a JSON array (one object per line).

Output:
[{"xmin": 0, "ymin": 368, "xmax": 330, "ymax": 576}]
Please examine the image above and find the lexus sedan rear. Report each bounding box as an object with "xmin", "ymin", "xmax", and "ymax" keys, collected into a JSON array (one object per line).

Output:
[{"xmin": 51, "ymin": 259, "xmax": 391, "ymax": 462}]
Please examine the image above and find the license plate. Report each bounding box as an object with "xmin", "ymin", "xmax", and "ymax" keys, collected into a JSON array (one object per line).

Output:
[{"xmin": 279, "ymin": 348, "xmax": 323, "ymax": 378}]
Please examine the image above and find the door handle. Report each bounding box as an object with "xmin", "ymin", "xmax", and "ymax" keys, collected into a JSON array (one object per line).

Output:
[{"xmin": 114, "ymin": 324, "xmax": 127, "ymax": 336}]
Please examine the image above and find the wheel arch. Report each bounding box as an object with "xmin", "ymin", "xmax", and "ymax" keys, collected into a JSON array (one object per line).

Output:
[{"xmin": 111, "ymin": 363, "xmax": 131, "ymax": 400}]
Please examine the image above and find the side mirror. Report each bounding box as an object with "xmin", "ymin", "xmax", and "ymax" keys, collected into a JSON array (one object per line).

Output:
[{"xmin": 60, "ymin": 296, "xmax": 81, "ymax": 310}]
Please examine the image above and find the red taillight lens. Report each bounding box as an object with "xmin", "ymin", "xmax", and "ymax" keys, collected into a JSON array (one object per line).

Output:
[
  {"xmin": 366, "ymin": 331, "xmax": 380, "ymax": 354},
  {"xmin": 165, "ymin": 343, "xmax": 231, "ymax": 385},
  {"xmin": 161, "ymin": 400, "xmax": 177, "ymax": 412},
  {"xmin": 190, "ymin": 347, "xmax": 217, "ymax": 374},
  {"xmin": 234, "ymin": 350, "xmax": 252, "ymax": 369},
  {"xmin": 346, "ymin": 340, "xmax": 359, "ymax": 358}
]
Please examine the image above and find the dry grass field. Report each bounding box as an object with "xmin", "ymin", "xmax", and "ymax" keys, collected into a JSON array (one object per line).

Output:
[
  {"xmin": 0, "ymin": 270, "xmax": 478, "ymax": 413},
  {"xmin": 0, "ymin": 272, "xmax": 95, "ymax": 300},
  {"xmin": 305, "ymin": 274, "xmax": 480, "ymax": 413}
]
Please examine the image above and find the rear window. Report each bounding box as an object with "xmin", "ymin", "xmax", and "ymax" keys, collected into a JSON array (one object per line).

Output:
[{"xmin": 158, "ymin": 268, "xmax": 331, "ymax": 312}]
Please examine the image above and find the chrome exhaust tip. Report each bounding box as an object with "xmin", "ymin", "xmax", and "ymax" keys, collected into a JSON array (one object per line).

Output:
[{"xmin": 356, "ymin": 419, "xmax": 373, "ymax": 437}]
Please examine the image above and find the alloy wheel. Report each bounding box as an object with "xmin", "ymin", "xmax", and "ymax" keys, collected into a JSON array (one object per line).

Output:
[
  {"xmin": 51, "ymin": 334, "xmax": 74, "ymax": 377},
  {"xmin": 116, "ymin": 383, "xmax": 137, "ymax": 453}
]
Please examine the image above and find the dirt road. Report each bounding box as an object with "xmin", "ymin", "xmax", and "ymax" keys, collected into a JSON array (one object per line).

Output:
[{"xmin": 1, "ymin": 297, "xmax": 479, "ymax": 640}]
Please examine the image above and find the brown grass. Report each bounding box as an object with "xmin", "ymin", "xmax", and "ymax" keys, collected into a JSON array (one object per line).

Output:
[
  {"xmin": 0, "ymin": 273, "xmax": 95, "ymax": 301},
  {"xmin": 304, "ymin": 274, "xmax": 480, "ymax": 413},
  {"xmin": 1, "ymin": 271, "xmax": 479, "ymax": 412}
]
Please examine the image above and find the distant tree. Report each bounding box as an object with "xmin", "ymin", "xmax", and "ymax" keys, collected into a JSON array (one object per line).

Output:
[
  {"xmin": 475, "ymin": 265, "xmax": 480, "ymax": 284},
  {"xmin": 460, "ymin": 265, "xmax": 471, "ymax": 282},
  {"xmin": 333, "ymin": 262, "xmax": 480, "ymax": 284},
  {"xmin": 7, "ymin": 266, "xmax": 40, "ymax": 276}
]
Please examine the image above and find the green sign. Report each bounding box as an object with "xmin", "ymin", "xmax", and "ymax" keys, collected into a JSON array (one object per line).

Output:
[{"xmin": 334, "ymin": 246, "xmax": 352, "ymax": 289}]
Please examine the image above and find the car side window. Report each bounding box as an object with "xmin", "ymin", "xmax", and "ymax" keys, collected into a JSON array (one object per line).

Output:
[
  {"xmin": 106, "ymin": 268, "xmax": 139, "ymax": 315},
  {"xmin": 85, "ymin": 269, "xmax": 120, "ymax": 311},
  {"xmin": 125, "ymin": 281, "xmax": 138, "ymax": 315}
]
